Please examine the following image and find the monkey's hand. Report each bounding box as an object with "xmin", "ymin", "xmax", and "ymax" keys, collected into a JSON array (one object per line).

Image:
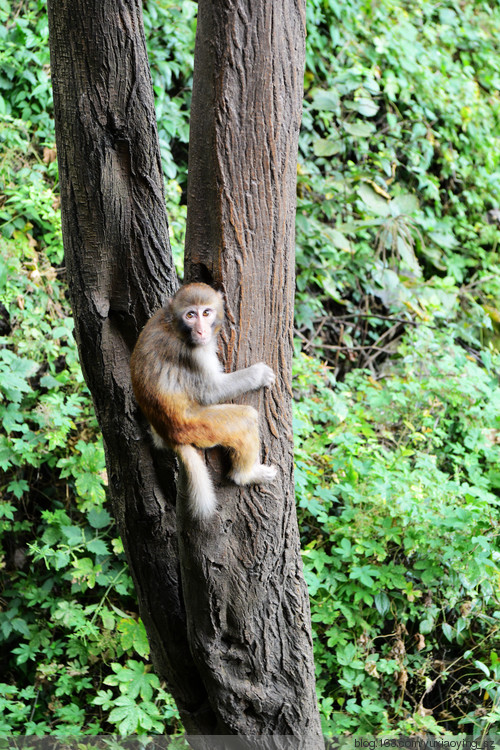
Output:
[
  {"xmin": 249, "ymin": 362, "xmax": 275, "ymax": 389},
  {"xmin": 202, "ymin": 362, "xmax": 276, "ymax": 404}
]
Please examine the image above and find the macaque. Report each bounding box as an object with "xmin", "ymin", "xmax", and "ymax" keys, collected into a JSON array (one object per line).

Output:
[{"xmin": 130, "ymin": 283, "xmax": 277, "ymax": 519}]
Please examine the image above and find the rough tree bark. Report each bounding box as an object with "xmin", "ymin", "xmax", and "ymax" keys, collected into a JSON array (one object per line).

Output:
[
  {"xmin": 46, "ymin": 0, "xmax": 210, "ymax": 730},
  {"xmin": 47, "ymin": 0, "xmax": 322, "ymax": 743},
  {"xmin": 179, "ymin": 0, "xmax": 321, "ymax": 742}
]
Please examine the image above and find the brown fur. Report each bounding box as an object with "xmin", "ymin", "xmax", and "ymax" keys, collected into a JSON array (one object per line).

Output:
[{"xmin": 130, "ymin": 284, "xmax": 276, "ymax": 517}]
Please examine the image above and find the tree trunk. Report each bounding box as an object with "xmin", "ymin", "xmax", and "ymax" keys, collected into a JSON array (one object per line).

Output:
[
  {"xmin": 181, "ymin": 0, "xmax": 321, "ymax": 741},
  {"xmin": 48, "ymin": 0, "xmax": 322, "ymax": 742},
  {"xmin": 46, "ymin": 0, "xmax": 213, "ymax": 732}
]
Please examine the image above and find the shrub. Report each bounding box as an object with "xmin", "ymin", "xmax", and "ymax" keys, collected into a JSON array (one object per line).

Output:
[{"xmin": 294, "ymin": 329, "xmax": 500, "ymax": 734}]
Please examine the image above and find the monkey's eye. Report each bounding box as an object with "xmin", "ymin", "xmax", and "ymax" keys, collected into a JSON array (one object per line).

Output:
[
  {"xmin": 185, "ymin": 311, "xmax": 196, "ymax": 319},
  {"xmin": 202, "ymin": 308, "xmax": 212, "ymax": 317}
]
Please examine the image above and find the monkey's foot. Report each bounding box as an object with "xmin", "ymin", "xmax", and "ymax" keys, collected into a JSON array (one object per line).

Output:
[{"xmin": 230, "ymin": 463, "xmax": 277, "ymax": 486}]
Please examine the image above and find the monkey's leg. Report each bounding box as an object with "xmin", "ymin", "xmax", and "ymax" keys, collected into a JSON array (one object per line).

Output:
[
  {"xmin": 183, "ymin": 405, "xmax": 276, "ymax": 486},
  {"xmin": 224, "ymin": 407, "xmax": 277, "ymax": 485}
]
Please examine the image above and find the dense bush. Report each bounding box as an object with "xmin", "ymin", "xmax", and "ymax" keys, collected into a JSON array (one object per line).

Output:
[
  {"xmin": 294, "ymin": 332, "xmax": 500, "ymax": 734},
  {"xmin": 294, "ymin": 0, "xmax": 500, "ymax": 733},
  {"xmin": 297, "ymin": 0, "xmax": 500, "ymax": 371},
  {"xmin": 0, "ymin": 0, "xmax": 499, "ymax": 738}
]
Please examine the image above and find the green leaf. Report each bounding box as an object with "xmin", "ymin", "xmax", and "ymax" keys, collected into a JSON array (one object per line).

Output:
[
  {"xmin": 108, "ymin": 698, "xmax": 142, "ymax": 734},
  {"xmin": 100, "ymin": 609, "xmax": 115, "ymax": 631},
  {"xmin": 105, "ymin": 660, "xmax": 158, "ymax": 701},
  {"xmin": 87, "ymin": 507, "xmax": 112, "ymax": 529},
  {"xmin": 342, "ymin": 121, "xmax": 376, "ymax": 137},
  {"xmin": 354, "ymin": 97, "xmax": 379, "ymax": 117},
  {"xmin": 0, "ymin": 501, "xmax": 16, "ymax": 520},
  {"xmin": 442, "ymin": 622, "xmax": 454, "ymax": 642},
  {"xmin": 474, "ymin": 660, "xmax": 490, "ymax": 677},
  {"xmin": 86, "ymin": 538, "xmax": 109, "ymax": 556},
  {"xmin": 313, "ymin": 138, "xmax": 341, "ymax": 157},
  {"xmin": 350, "ymin": 565, "xmax": 376, "ymax": 587},
  {"xmin": 7, "ymin": 478, "xmax": 29, "ymax": 499},
  {"xmin": 118, "ymin": 618, "xmax": 150, "ymax": 659},
  {"xmin": 310, "ymin": 89, "xmax": 339, "ymax": 111},
  {"xmin": 0, "ymin": 362, "xmax": 37, "ymax": 402},
  {"xmin": 390, "ymin": 193, "xmax": 419, "ymax": 216},
  {"xmin": 75, "ymin": 472, "xmax": 106, "ymax": 503},
  {"xmin": 323, "ymin": 227, "xmax": 352, "ymax": 252},
  {"xmin": 420, "ymin": 618, "xmax": 434, "ymax": 634},
  {"xmin": 0, "ymin": 259, "xmax": 8, "ymax": 291},
  {"xmin": 374, "ymin": 592, "xmax": 390, "ymax": 616},
  {"xmin": 358, "ymin": 184, "xmax": 391, "ymax": 216},
  {"xmin": 61, "ymin": 524, "xmax": 83, "ymax": 545},
  {"xmin": 12, "ymin": 642, "xmax": 37, "ymax": 664}
]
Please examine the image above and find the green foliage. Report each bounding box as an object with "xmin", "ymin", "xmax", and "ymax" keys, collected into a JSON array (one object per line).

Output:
[
  {"xmin": 0, "ymin": 0, "xmax": 53, "ymax": 139},
  {"xmin": 0, "ymin": 0, "xmax": 185, "ymax": 735},
  {"xmin": 294, "ymin": 330, "xmax": 500, "ymax": 735},
  {"xmin": 294, "ymin": 3, "xmax": 500, "ymax": 731},
  {"xmin": 144, "ymin": 0, "xmax": 197, "ymax": 277},
  {"xmin": 0, "ymin": 220, "xmax": 182, "ymax": 735},
  {"xmin": 297, "ymin": 0, "xmax": 500, "ymax": 366},
  {"xmin": 144, "ymin": 0, "xmax": 196, "ymax": 184},
  {"xmin": 93, "ymin": 661, "xmax": 180, "ymax": 735},
  {"xmin": 296, "ymin": 4, "xmax": 500, "ymax": 729}
]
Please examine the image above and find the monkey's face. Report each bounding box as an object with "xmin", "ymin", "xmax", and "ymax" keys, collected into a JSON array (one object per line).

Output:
[
  {"xmin": 170, "ymin": 283, "xmax": 224, "ymax": 346},
  {"xmin": 181, "ymin": 304, "xmax": 219, "ymax": 346}
]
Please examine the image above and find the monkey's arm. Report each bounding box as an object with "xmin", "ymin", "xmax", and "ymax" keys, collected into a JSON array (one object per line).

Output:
[{"xmin": 199, "ymin": 362, "xmax": 275, "ymax": 405}]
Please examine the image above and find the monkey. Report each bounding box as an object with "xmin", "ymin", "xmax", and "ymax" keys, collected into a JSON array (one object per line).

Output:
[{"xmin": 130, "ymin": 283, "xmax": 277, "ymax": 519}]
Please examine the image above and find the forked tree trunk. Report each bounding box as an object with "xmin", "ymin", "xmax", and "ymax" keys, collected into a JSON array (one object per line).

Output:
[{"xmin": 48, "ymin": 0, "xmax": 321, "ymax": 742}]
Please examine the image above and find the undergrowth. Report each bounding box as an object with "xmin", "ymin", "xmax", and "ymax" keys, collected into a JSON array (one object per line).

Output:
[{"xmin": 294, "ymin": 335, "xmax": 500, "ymax": 735}]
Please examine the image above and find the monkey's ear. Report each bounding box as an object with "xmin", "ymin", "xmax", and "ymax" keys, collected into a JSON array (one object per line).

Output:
[
  {"xmin": 165, "ymin": 298, "xmax": 175, "ymax": 321},
  {"xmin": 215, "ymin": 289, "xmax": 225, "ymax": 314}
]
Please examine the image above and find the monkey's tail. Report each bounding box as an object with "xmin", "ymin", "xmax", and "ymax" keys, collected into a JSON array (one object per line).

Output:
[{"xmin": 174, "ymin": 444, "xmax": 217, "ymax": 520}]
